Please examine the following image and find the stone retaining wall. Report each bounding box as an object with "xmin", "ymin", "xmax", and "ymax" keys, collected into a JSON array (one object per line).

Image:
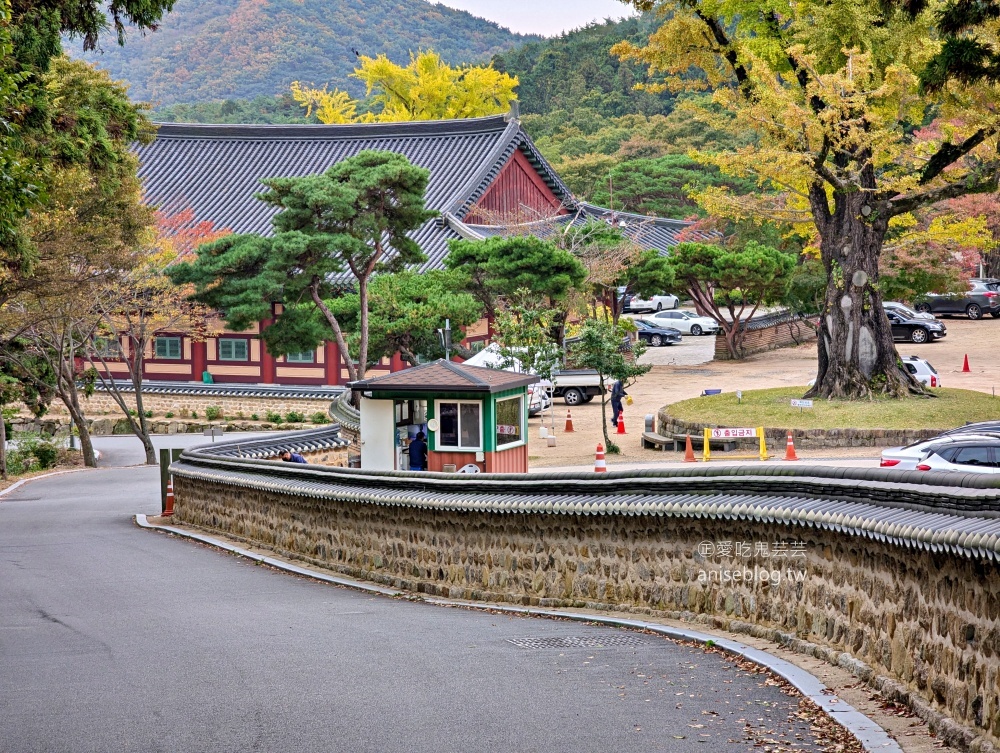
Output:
[
  {"xmin": 715, "ymin": 315, "xmax": 819, "ymax": 360},
  {"xmin": 657, "ymin": 412, "xmax": 941, "ymax": 450},
  {"xmin": 172, "ymin": 474, "xmax": 1000, "ymax": 750},
  {"xmin": 44, "ymin": 392, "xmax": 334, "ymax": 419}
]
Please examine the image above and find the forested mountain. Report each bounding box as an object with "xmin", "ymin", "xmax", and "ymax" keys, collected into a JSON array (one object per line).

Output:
[
  {"xmin": 72, "ymin": 0, "xmax": 536, "ymax": 107},
  {"xmin": 491, "ymin": 16, "xmax": 674, "ymax": 118}
]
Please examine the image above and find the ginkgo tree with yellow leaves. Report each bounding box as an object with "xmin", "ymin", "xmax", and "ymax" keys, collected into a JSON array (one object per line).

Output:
[
  {"xmin": 291, "ymin": 50, "xmax": 518, "ymax": 123},
  {"xmin": 616, "ymin": 0, "xmax": 1000, "ymax": 399}
]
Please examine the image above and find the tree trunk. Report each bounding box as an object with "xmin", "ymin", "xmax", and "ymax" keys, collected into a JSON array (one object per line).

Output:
[
  {"xmin": 805, "ymin": 191, "xmax": 922, "ymax": 399},
  {"xmin": 132, "ymin": 363, "xmax": 157, "ymax": 465},
  {"xmin": 0, "ymin": 410, "xmax": 7, "ymax": 480},
  {"xmin": 358, "ymin": 275, "xmax": 370, "ymax": 379}
]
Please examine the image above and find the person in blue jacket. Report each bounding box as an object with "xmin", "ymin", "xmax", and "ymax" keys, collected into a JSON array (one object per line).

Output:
[
  {"xmin": 280, "ymin": 450, "xmax": 308, "ymax": 464},
  {"xmin": 408, "ymin": 431, "xmax": 428, "ymax": 471}
]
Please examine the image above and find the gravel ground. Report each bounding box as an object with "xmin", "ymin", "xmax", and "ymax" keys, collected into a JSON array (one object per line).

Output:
[{"xmin": 530, "ymin": 316, "xmax": 1000, "ymax": 468}]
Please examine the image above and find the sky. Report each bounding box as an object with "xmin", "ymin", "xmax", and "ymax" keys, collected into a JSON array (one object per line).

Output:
[{"xmin": 434, "ymin": 0, "xmax": 636, "ymax": 36}]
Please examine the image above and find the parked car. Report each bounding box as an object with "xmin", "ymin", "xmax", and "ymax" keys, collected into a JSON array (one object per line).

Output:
[
  {"xmin": 527, "ymin": 383, "xmax": 552, "ymax": 417},
  {"xmin": 883, "ymin": 301, "xmax": 935, "ymax": 321},
  {"xmin": 551, "ymin": 369, "xmax": 604, "ymax": 406},
  {"xmin": 900, "ymin": 355, "xmax": 943, "ymax": 386},
  {"xmin": 880, "ymin": 432, "xmax": 1000, "ymax": 469},
  {"xmin": 914, "ymin": 280, "xmax": 1000, "ymax": 319},
  {"xmin": 633, "ymin": 319, "xmax": 682, "ymax": 346},
  {"xmin": 626, "ymin": 293, "xmax": 679, "ymax": 312},
  {"xmin": 651, "ymin": 309, "xmax": 720, "ymax": 336},
  {"xmin": 915, "ymin": 438, "xmax": 1000, "ymax": 473},
  {"xmin": 885, "ymin": 309, "xmax": 946, "ymax": 343}
]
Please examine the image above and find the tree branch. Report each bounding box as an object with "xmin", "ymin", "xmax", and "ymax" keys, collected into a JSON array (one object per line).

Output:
[
  {"xmin": 920, "ymin": 128, "xmax": 994, "ymax": 185},
  {"xmin": 693, "ymin": 10, "xmax": 750, "ymax": 90},
  {"xmin": 888, "ymin": 169, "xmax": 1000, "ymax": 217}
]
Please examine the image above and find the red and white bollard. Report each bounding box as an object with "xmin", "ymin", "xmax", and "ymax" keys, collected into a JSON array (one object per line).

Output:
[
  {"xmin": 565, "ymin": 409, "xmax": 575, "ymax": 432},
  {"xmin": 594, "ymin": 443, "xmax": 607, "ymax": 473}
]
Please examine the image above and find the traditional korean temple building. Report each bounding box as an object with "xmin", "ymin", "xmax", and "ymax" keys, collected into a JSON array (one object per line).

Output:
[{"xmin": 115, "ymin": 110, "xmax": 692, "ymax": 387}]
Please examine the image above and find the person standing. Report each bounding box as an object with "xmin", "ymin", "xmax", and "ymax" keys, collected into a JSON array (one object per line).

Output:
[
  {"xmin": 610, "ymin": 379, "xmax": 627, "ymax": 427},
  {"xmin": 408, "ymin": 431, "xmax": 428, "ymax": 471}
]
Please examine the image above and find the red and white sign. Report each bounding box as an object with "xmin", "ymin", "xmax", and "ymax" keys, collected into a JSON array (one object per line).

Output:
[
  {"xmin": 709, "ymin": 427, "xmax": 758, "ymax": 439},
  {"xmin": 497, "ymin": 424, "xmax": 520, "ymax": 436}
]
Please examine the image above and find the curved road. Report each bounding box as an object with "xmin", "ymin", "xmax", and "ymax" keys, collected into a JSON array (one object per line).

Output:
[{"xmin": 1, "ymin": 437, "xmax": 833, "ymax": 752}]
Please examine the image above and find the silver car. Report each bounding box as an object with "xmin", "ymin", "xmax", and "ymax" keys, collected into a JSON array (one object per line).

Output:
[
  {"xmin": 915, "ymin": 438, "xmax": 1000, "ymax": 474},
  {"xmin": 880, "ymin": 433, "xmax": 1000, "ymax": 469}
]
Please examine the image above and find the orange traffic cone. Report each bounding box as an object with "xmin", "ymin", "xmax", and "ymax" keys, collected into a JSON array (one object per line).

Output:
[
  {"xmin": 163, "ymin": 478, "xmax": 175, "ymax": 516},
  {"xmin": 616, "ymin": 410, "xmax": 627, "ymax": 435},
  {"xmin": 565, "ymin": 409, "xmax": 575, "ymax": 432},
  {"xmin": 783, "ymin": 431, "xmax": 799, "ymax": 461},
  {"xmin": 595, "ymin": 443, "xmax": 607, "ymax": 472},
  {"xmin": 963, "ymin": 354, "xmax": 971, "ymax": 372},
  {"xmin": 683, "ymin": 434, "xmax": 696, "ymax": 462}
]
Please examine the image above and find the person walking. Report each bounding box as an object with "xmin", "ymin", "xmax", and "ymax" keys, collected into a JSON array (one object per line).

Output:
[
  {"xmin": 610, "ymin": 379, "xmax": 627, "ymax": 428},
  {"xmin": 408, "ymin": 431, "xmax": 428, "ymax": 471}
]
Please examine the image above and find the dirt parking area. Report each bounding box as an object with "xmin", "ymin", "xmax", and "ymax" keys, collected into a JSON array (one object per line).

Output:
[{"xmin": 529, "ymin": 316, "xmax": 1000, "ymax": 468}]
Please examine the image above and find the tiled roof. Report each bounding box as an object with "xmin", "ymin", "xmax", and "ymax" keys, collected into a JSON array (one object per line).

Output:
[
  {"xmin": 349, "ymin": 359, "xmax": 538, "ymax": 393},
  {"xmin": 93, "ymin": 379, "xmax": 344, "ymax": 400},
  {"xmin": 457, "ymin": 202, "xmax": 702, "ymax": 256},
  {"xmin": 138, "ymin": 115, "xmax": 575, "ymax": 272}
]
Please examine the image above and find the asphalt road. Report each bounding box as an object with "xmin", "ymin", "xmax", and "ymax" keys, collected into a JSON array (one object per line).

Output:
[{"xmin": 0, "ymin": 462, "xmax": 832, "ymax": 752}]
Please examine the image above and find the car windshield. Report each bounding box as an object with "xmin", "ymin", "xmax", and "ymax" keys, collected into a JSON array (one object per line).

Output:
[
  {"xmin": 634, "ymin": 320, "xmax": 651, "ymax": 328},
  {"xmin": 892, "ymin": 304, "xmax": 919, "ymax": 317},
  {"xmin": 925, "ymin": 361, "xmax": 938, "ymax": 375}
]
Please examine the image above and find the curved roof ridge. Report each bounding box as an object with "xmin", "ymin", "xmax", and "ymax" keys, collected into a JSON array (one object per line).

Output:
[{"xmin": 151, "ymin": 114, "xmax": 511, "ymax": 141}]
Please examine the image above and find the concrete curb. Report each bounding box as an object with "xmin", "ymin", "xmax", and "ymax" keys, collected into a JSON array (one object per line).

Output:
[
  {"xmin": 0, "ymin": 465, "xmax": 100, "ymax": 499},
  {"xmin": 135, "ymin": 514, "xmax": 902, "ymax": 752}
]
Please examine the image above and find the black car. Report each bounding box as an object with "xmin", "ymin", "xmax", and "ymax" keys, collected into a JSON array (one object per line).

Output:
[
  {"xmin": 915, "ymin": 280, "xmax": 1000, "ymax": 319},
  {"xmin": 885, "ymin": 308, "xmax": 946, "ymax": 343},
  {"xmin": 633, "ymin": 319, "xmax": 682, "ymax": 346}
]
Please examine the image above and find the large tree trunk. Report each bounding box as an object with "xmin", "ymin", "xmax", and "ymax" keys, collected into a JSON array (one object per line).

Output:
[
  {"xmin": 132, "ymin": 354, "xmax": 157, "ymax": 465},
  {"xmin": 806, "ymin": 190, "xmax": 922, "ymax": 399}
]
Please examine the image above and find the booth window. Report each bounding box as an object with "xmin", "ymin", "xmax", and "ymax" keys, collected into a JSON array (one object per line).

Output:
[
  {"xmin": 495, "ymin": 396, "xmax": 523, "ymax": 447},
  {"xmin": 219, "ymin": 339, "xmax": 249, "ymax": 361},
  {"xmin": 154, "ymin": 337, "xmax": 182, "ymax": 359},
  {"xmin": 286, "ymin": 350, "xmax": 314, "ymax": 363},
  {"xmin": 437, "ymin": 401, "xmax": 481, "ymax": 450}
]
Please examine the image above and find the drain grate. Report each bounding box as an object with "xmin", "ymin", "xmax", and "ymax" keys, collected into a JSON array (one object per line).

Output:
[{"xmin": 506, "ymin": 634, "xmax": 650, "ymax": 650}]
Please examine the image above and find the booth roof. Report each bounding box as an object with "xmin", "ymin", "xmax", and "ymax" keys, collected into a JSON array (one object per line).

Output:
[{"xmin": 349, "ymin": 359, "xmax": 538, "ymax": 394}]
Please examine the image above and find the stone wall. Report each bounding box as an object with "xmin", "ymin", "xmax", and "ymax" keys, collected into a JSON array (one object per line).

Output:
[
  {"xmin": 10, "ymin": 414, "xmax": 322, "ymax": 437},
  {"xmin": 715, "ymin": 314, "xmax": 819, "ymax": 361},
  {"xmin": 657, "ymin": 412, "xmax": 942, "ymax": 450},
  {"xmin": 44, "ymin": 392, "xmax": 335, "ymax": 419},
  {"xmin": 172, "ymin": 475, "xmax": 1000, "ymax": 750}
]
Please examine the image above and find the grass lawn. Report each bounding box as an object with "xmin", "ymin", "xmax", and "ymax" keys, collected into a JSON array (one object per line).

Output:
[{"xmin": 665, "ymin": 387, "xmax": 1000, "ymax": 430}]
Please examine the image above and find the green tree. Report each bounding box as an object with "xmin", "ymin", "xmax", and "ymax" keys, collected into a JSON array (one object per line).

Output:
[
  {"xmin": 171, "ymin": 150, "xmax": 434, "ymax": 382},
  {"xmin": 324, "ymin": 270, "xmax": 482, "ymax": 367},
  {"xmin": 445, "ymin": 235, "xmax": 587, "ymax": 323},
  {"xmin": 617, "ymin": 0, "xmax": 1000, "ymax": 398},
  {"xmin": 590, "ymin": 154, "xmax": 758, "ymax": 219},
  {"xmin": 668, "ymin": 241, "xmax": 796, "ymax": 359},
  {"xmin": 570, "ymin": 318, "xmax": 650, "ymax": 454}
]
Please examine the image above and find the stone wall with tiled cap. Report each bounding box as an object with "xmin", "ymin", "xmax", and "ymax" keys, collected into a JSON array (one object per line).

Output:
[{"xmin": 167, "ymin": 449, "xmax": 1000, "ymax": 752}]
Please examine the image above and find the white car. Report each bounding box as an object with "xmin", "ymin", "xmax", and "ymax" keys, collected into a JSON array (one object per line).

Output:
[
  {"xmin": 880, "ymin": 433, "xmax": 1000, "ymax": 469},
  {"xmin": 914, "ymin": 438, "xmax": 1000, "ymax": 474},
  {"xmin": 627, "ymin": 293, "xmax": 679, "ymax": 312},
  {"xmin": 900, "ymin": 355, "xmax": 942, "ymax": 387},
  {"xmin": 652, "ymin": 309, "xmax": 719, "ymax": 335},
  {"xmin": 527, "ymin": 383, "xmax": 553, "ymax": 416}
]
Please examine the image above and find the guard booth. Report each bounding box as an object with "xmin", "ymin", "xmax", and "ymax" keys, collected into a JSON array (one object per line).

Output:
[{"xmin": 349, "ymin": 359, "xmax": 538, "ymax": 473}]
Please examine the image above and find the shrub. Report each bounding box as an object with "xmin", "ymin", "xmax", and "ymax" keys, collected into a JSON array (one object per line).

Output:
[
  {"xmin": 165, "ymin": 412, "xmax": 174, "ymax": 419},
  {"xmin": 144, "ymin": 410, "xmax": 153, "ymax": 418},
  {"xmin": 33, "ymin": 442, "xmax": 59, "ymax": 469},
  {"xmin": 191, "ymin": 411, "xmax": 198, "ymax": 419},
  {"xmin": 285, "ymin": 411, "xmax": 305, "ymax": 423},
  {"xmin": 250, "ymin": 413, "xmax": 259, "ymax": 421},
  {"xmin": 265, "ymin": 411, "xmax": 282, "ymax": 424},
  {"xmin": 311, "ymin": 412, "xmax": 330, "ymax": 424},
  {"xmin": 205, "ymin": 406, "xmax": 222, "ymax": 421}
]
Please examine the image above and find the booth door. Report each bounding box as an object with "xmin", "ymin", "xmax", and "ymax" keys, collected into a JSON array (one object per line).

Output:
[{"xmin": 360, "ymin": 397, "xmax": 396, "ymax": 471}]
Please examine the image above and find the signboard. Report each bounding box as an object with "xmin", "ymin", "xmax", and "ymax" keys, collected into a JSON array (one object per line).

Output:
[
  {"xmin": 790, "ymin": 399, "xmax": 814, "ymax": 408},
  {"xmin": 709, "ymin": 427, "xmax": 758, "ymax": 439},
  {"xmin": 497, "ymin": 424, "xmax": 520, "ymax": 436}
]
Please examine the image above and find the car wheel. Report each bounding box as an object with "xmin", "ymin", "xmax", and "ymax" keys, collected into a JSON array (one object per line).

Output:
[
  {"xmin": 651, "ymin": 334, "xmax": 663, "ymax": 346},
  {"xmin": 656, "ymin": 302, "xmax": 663, "ymax": 311},
  {"xmin": 563, "ymin": 388, "xmax": 584, "ymax": 406},
  {"xmin": 690, "ymin": 324, "xmax": 703, "ymax": 336},
  {"xmin": 967, "ymin": 303, "xmax": 983, "ymax": 320},
  {"xmin": 910, "ymin": 327, "xmax": 928, "ymax": 344},
  {"xmin": 915, "ymin": 302, "xmax": 932, "ymax": 314},
  {"xmin": 992, "ymin": 311, "xmax": 1000, "ymax": 318}
]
